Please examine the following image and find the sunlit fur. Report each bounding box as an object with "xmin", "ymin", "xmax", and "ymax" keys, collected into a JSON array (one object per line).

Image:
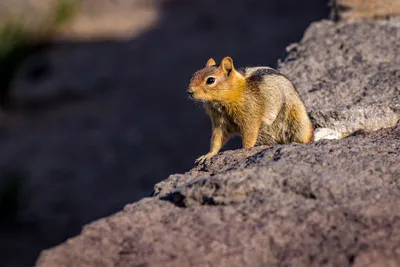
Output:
[{"xmin": 188, "ymin": 56, "xmax": 314, "ymax": 163}]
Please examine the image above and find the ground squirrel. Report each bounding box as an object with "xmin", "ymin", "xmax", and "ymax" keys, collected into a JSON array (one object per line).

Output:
[{"xmin": 188, "ymin": 57, "xmax": 314, "ymax": 164}]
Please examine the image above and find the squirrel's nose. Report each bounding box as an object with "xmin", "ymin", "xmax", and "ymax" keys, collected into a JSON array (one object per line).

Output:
[{"xmin": 187, "ymin": 89, "xmax": 194, "ymax": 97}]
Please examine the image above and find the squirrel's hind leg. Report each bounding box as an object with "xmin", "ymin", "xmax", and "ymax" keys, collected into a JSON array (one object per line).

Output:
[{"xmin": 241, "ymin": 120, "xmax": 261, "ymax": 149}]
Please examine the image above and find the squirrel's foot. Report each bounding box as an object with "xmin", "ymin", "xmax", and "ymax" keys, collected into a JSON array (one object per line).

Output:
[{"xmin": 195, "ymin": 152, "xmax": 217, "ymax": 165}]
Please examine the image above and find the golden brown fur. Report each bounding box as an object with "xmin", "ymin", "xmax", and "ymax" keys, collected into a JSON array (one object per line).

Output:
[{"xmin": 188, "ymin": 56, "xmax": 314, "ymax": 164}]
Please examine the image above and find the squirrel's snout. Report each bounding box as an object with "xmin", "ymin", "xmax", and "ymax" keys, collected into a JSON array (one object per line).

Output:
[{"xmin": 187, "ymin": 89, "xmax": 194, "ymax": 97}]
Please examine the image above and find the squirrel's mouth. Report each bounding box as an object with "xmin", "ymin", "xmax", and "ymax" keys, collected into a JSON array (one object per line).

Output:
[
  {"xmin": 187, "ymin": 92, "xmax": 198, "ymax": 102},
  {"xmin": 188, "ymin": 94, "xmax": 206, "ymax": 103},
  {"xmin": 187, "ymin": 88, "xmax": 209, "ymax": 102},
  {"xmin": 187, "ymin": 88, "xmax": 201, "ymax": 101},
  {"xmin": 187, "ymin": 91, "xmax": 194, "ymax": 99}
]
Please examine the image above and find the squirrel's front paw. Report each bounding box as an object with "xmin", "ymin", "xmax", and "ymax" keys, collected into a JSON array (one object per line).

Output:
[{"xmin": 195, "ymin": 152, "xmax": 216, "ymax": 165}]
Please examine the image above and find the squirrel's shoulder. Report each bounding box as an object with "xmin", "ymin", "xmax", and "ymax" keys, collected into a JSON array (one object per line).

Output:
[
  {"xmin": 240, "ymin": 66, "xmax": 279, "ymax": 77},
  {"xmin": 238, "ymin": 66, "xmax": 299, "ymax": 97},
  {"xmin": 238, "ymin": 66, "xmax": 289, "ymax": 84}
]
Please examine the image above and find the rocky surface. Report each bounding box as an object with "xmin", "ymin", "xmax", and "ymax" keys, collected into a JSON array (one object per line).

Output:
[
  {"xmin": 278, "ymin": 19, "xmax": 400, "ymax": 139},
  {"xmin": 36, "ymin": 16, "xmax": 400, "ymax": 267},
  {"xmin": 37, "ymin": 124, "xmax": 400, "ymax": 267}
]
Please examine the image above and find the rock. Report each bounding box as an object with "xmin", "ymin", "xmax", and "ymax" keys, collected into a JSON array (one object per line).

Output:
[
  {"xmin": 331, "ymin": 0, "xmax": 400, "ymax": 21},
  {"xmin": 278, "ymin": 19, "xmax": 400, "ymax": 138},
  {"xmin": 310, "ymin": 106, "xmax": 399, "ymax": 138},
  {"xmin": 313, "ymin": 127, "xmax": 342, "ymax": 141},
  {"xmin": 36, "ymin": 124, "xmax": 400, "ymax": 267}
]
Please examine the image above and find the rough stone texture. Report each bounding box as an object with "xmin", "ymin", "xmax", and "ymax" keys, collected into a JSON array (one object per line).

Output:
[
  {"xmin": 36, "ymin": 17, "xmax": 400, "ymax": 267},
  {"xmin": 278, "ymin": 19, "xmax": 400, "ymax": 138},
  {"xmin": 36, "ymin": 124, "xmax": 400, "ymax": 267}
]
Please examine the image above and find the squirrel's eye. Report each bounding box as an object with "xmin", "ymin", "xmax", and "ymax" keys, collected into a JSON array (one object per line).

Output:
[{"xmin": 206, "ymin": 77, "xmax": 215, "ymax": 85}]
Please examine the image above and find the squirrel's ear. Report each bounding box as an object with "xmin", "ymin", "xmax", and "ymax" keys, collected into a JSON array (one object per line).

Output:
[
  {"xmin": 206, "ymin": 58, "xmax": 216, "ymax": 67},
  {"xmin": 220, "ymin": 56, "xmax": 234, "ymax": 76}
]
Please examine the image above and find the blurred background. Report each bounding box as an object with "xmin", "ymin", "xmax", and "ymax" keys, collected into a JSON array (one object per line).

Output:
[{"xmin": 0, "ymin": 0, "xmax": 329, "ymax": 266}]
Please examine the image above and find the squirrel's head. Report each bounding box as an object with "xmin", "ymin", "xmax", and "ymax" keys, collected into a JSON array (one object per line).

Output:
[{"xmin": 188, "ymin": 56, "xmax": 245, "ymax": 102}]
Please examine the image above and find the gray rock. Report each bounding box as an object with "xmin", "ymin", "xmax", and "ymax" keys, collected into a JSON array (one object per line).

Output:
[
  {"xmin": 36, "ymin": 124, "xmax": 400, "ymax": 267},
  {"xmin": 310, "ymin": 106, "xmax": 399, "ymax": 138},
  {"xmin": 278, "ymin": 19, "xmax": 400, "ymax": 138}
]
